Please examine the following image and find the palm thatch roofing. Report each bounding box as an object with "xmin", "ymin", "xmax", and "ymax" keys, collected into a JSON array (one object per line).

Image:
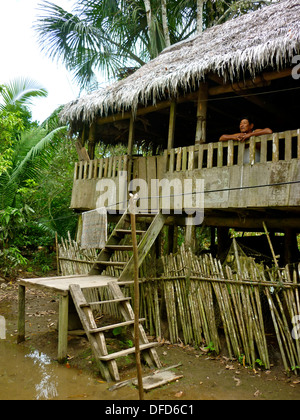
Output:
[{"xmin": 61, "ymin": 0, "xmax": 300, "ymax": 126}]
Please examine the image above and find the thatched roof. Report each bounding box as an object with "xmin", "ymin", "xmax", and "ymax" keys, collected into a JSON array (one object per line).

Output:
[{"xmin": 61, "ymin": 0, "xmax": 300, "ymax": 126}]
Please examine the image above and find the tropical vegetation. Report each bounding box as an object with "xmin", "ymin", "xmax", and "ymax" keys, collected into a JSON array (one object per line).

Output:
[
  {"xmin": 34, "ymin": 0, "xmax": 273, "ymax": 91},
  {"xmin": 0, "ymin": 78, "xmax": 76, "ymax": 277},
  {"xmin": 0, "ymin": 0, "xmax": 277, "ymax": 278}
]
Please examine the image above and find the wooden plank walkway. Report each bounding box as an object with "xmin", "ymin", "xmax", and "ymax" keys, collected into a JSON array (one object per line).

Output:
[{"xmin": 18, "ymin": 274, "xmax": 117, "ymax": 295}]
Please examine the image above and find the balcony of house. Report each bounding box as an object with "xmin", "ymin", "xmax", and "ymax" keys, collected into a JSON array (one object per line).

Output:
[{"xmin": 70, "ymin": 128, "xmax": 300, "ymax": 229}]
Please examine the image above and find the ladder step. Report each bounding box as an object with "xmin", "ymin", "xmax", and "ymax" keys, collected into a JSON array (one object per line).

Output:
[
  {"xmin": 88, "ymin": 318, "xmax": 146, "ymax": 334},
  {"xmin": 95, "ymin": 261, "xmax": 127, "ymax": 267},
  {"xmin": 99, "ymin": 342, "xmax": 159, "ymax": 361},
  {"xmin": 135, "ymin": 213, "xmax": 158, "ymax": 217},
  {"xmin": 115, "ymin": 229, "xmax": 146, "ymax": 236},
  {"xmin": 80, "ymin": 297, "xmax": 131, "ymax": 308},
  {"xmin": 105, "ymin": 245, "xmax": 133, "ymax": 251}
]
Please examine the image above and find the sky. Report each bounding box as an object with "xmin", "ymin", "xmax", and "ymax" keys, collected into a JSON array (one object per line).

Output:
[{"xmin": 0, "ymin": 0, "xmax": 80, "ymax": 123}]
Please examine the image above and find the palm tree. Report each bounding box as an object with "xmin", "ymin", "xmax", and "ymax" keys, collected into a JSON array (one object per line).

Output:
[
  {"xmin": 0, "ymin": 77, "xmax": 48, "ymax": 112},
  {"xmin": 34, "ymin": 0, "xmax": 199, "ymax": 90},
  {"xmin": 0, "ymin": 77, "xmax": 49, "ymax": 174},
  {"xmin": 35, "ymin": 0, "xmax": 272, "ymax": 92},
  {"xmin": 0, "ymin": 124, "xmax": 67, "ymax": 209}
]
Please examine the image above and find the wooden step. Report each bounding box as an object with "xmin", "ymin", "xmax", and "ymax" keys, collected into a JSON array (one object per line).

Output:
[
  {"xmin": 80, "ymin": 297, "xmax": 131, "ymax": 308},
  {"xmin": 99, "ymin": 342, "xmax": 159, "ymax": 361},
  {"xmin": 105, "ymin": 245, "xmax": 133, "ymax": 251},
  {"xmin": 115, "ymin": 229, "xmax": 146, "ymax": 236},
  {"xmin": 95, "ymin": 261, "xmax": 127, "ymax": 267},
  {"xmin": 88, "ymin": 318, "xmax": 146, "ymax": 334},
  {"xmin": 135, "ymin": 212, "xmax": 158, "ymax": 217}
]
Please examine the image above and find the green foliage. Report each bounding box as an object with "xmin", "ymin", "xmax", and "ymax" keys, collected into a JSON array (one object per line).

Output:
[
  {"xmin": 0, "ymin": 207, "xmax": 31, "ymax": 276},
  {"xmin": 0, "ymin": 246, "xmax": 28, "ymax": 277},
  {"xmin": 112, "ymin": 326, "xmax": 123, "ymax": 336},
  {"xmin": 0, "ymin": 111, "xmax": 24, "ymax": 174},
  {"xmin": 0, "ymin": 77, "xmax": 48, "ymax": 111},
  {"xmin": 203, "ymin": 341, "xmax": 216, "ymax": 355},
  {"xmin": 0, "ymin": 80, "xmax": 76, "ymax": 277},
  {"xmin": 35, "ymin": 0, "xmax": 271, "ymax": 91}
]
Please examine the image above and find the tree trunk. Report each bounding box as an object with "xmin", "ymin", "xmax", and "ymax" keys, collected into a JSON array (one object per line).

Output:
[
  {"xmin": 197, "ymin": 0, "xmax": 205, "ymax": 34},
  {"xmin": 161, "ymin": 0, "xmax": 170, "ymax": 47},
  {"xmin": 143, "ymin": 0, "xmax": 157, "ymax": 58},
  {"xmin": 144, "ymin": 0, "xmax": 152, "ymax": 30}
]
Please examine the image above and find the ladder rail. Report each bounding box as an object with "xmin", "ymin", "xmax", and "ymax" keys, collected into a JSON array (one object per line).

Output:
[
  {"xmin": 89, "ymin": 210, "xmax": 130, "ymax": 275},
  {"xmin": 118, "ymin": 212, "xmax": 167, "ymax": 282},
  {"xmin": 69, "ymin": 281, "xmax": 161, "ymax": 382},
  {"xmin": 69, "ymin": 283, "xmax": 119, "ymax": 382}
]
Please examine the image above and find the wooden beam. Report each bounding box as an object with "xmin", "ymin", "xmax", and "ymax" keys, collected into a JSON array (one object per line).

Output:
[
  {"xmin": 167, "ymin": 101, "xmax": 176, "ymax": 150},
  {"xmin": 93, "ymin": 68, "xmax": 295, "ymax": 128},
  {"xmin": 208, "ymin": 67, "xmax": 293, "ymax": 96},
  {"xmin": 88, "ymin": 122, "xmax": 97, "ymax": 160},
  {"xmin": 205, "ymin": 215, "xmax": 300, "ymax": 230},
  {"xmin": 128, "ymin": 116, "xmax": 135, "ymax": 156},
  {"xmin": 17, "ymin": 285, "xmax": 25, "ymax": 344},
  {"xmin": 195, "ymin": 83, "xmax": 208, "ymax": 145},
  {"xmin": 58, "ymin": 294, "xmax": 69, "ymax": 363},
  {"xmin": 75, "ymin": 140, "xmax": 90, "ymax": 161}
]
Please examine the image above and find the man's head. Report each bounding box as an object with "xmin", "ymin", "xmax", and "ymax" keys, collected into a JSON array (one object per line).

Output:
[{"xmin": 239, "ymin": 117, "xmax": 254, "ymax": 133}]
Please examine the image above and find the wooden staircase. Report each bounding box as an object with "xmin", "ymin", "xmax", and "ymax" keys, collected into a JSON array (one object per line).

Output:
[
  {"xmin": 89, "ymin": 210, "xmax": 167, "ymax": 282},
  {"xmin": 69, "ymin": 281, "xmax": 161, "ymax": 382},
  {"xmin": 68, "ymin": 209, "xmax": 167, "ymax": 382}
]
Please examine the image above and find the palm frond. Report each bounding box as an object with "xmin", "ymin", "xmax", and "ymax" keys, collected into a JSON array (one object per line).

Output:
[
  {"xmin": 0, "ymin": 77, "xmax": 47, "ymax": 109},
  {"xmin": 0, "ymin": 126, "xmax": 66, "ymax": 208}
]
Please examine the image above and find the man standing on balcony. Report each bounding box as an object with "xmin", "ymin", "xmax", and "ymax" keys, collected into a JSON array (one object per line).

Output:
[{"xmin": 219, "ymin": 117, "xmax": 272, "ymax": 163}]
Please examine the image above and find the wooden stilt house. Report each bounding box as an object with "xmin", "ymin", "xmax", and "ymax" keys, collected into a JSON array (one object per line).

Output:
[
  {"xmin": 60, "ymin": 0, "xmax": 300, "ymax": 266},
  {"xmin": 18, "ymin": 0, "xmax": 300, "ymax": 379}
]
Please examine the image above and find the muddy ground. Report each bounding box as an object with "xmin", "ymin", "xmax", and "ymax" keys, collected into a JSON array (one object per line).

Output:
[{"xmin": 1, "ymin": 276, "xmax": 300, "ymax": 401}]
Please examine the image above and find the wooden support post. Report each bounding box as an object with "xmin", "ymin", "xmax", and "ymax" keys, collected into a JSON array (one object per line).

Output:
[
  {"xmin": 127, "ymin": 116, "xmax": 135, "ymax": 182},
  {"xmin": 167, "ymin": 101, "xmax": 176, "ymax": 150},
  {"xmin": 75, "ymin": 139, "xmax": 90, "ymax": 161},
  {"xmin": 88, "ymin": 122, "xmax": 97, "ymax": 160},
  {"xmin": 129, "ymin": 193, "xmax": 144, "ymax": 401},
  {"xmin": 128, "ymin": 116, "xmax": 135, "ymax": 156},
  {"xmin": 185, "ymin": 217, "xmax": 196, "ymax": 252},
  {"xmin": 284, "ymin": 228, "xmax": 299, "ymax": 265},
  {"xmin": 195, "ymin": 83, "xmax": 208, "ymax": 145},
  {"xmin": 17, "ymin": 285, "xmax": 25, "ymax": 344},
  {"xmin": 58, "ymin": 294, "xmax": 69, "ymax": 363},
  {"xmin": 217, "ymin": 227, "xmax": 230, "ymax": 261}
]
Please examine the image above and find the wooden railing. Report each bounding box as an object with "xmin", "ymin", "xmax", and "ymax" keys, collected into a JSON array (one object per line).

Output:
[
  {"xmin": 74, "ymin": 155, "xmax": 128, "ymax": 181},
  {"xmin": 164, "ymin": 129, "xmax": 300, "ymax": 172},
  {"xmin": 73, "ymin": 129, "xmax": 300, "ymax": 181}
]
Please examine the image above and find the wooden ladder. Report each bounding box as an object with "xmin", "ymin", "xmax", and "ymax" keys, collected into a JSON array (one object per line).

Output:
[
  {"xmin": 89, "ymin": 210, "xmax": 167, "ymax": 282},
  {"xmin": 69, "ymin": 281, "xmax": 161, "ymax": 382}
]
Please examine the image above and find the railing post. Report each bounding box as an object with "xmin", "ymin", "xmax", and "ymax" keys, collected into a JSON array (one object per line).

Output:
[
  {"xmin": 249, "ymin": 138, "xmax": 256, "ymax": 165},
  {"xmin": 237, "ymin": 142, "xmax": 245, "ymax": 165},
  {"xmin": 260, "ymin": 136, "xmax": 268, "ymax": 163},
  {"xmin": 217, "ymin": 142, "xmax": 223, "ymax": 167},
  {"xmin": 272, "ymin": 133, "xmax": 279, "ymax": 162},
  {"xmin": 207, "ymin": 143, "xmax": 213, "ymax": 169},
  {"xmin": 227, "ymin": 140, "xmax": 234, "ymax": 166},
  {"xmin": 285, "ymin": 131, "xmax": 292, "ymax": 161}
]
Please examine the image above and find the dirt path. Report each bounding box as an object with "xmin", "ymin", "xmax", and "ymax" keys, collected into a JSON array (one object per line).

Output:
[{"xmin": 1, "ymin": 280, "xmax": 300, "ymax": 400}]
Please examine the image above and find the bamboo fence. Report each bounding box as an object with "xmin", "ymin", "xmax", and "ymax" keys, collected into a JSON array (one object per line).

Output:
[{"xmin": 58, "ymin": 236, "xmax": 300, "ymax": 373}]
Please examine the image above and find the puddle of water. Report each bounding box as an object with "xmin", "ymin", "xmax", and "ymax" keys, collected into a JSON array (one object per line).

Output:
[{"xmin": 0, "ymin": 341, "xmax": 138, "ymax": 400}]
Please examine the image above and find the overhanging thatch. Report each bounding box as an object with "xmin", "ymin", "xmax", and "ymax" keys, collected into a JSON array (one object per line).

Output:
[{"xmin": 61, "ymin": 0, "xmax": 300, "ymax": 126}]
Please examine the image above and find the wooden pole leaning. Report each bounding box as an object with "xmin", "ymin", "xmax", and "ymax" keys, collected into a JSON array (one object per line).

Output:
[
  {"xmin": 17, "ymin": 284, "xmax": 26, "ymax": 344},
  {"xmin": 129, "ymin": 193, "xmax": 144, "ymax": 400}
]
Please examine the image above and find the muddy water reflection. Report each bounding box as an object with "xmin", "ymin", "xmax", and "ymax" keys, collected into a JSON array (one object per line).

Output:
[{"xmin": 0, "ymin": 342, "xmax": 137, "ymax": 400}]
